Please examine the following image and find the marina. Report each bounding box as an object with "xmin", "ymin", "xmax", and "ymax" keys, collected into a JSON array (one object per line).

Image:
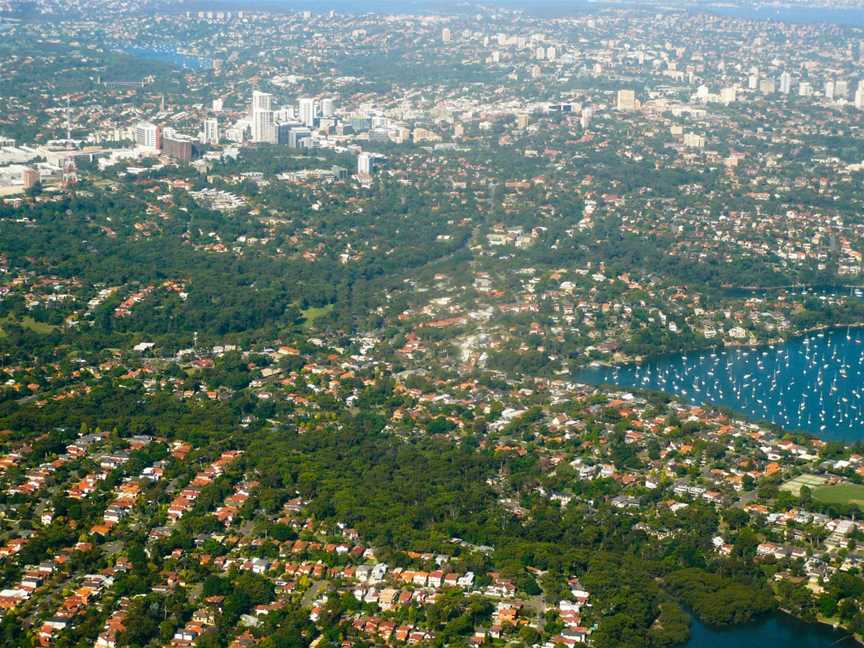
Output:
[{"xmin": 576, "ymin": 327, "xmax": 864, "ymax": 441}]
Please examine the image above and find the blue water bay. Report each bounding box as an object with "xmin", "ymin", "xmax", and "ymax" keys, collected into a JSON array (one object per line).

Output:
[{"xmin": 576, "ymin": 327, "xmax": 864, "ymax": 441}]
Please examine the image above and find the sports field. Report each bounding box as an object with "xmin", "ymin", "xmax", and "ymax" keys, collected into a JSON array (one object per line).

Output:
[
  {"xmin": 780, "ymin": 473, "xmax": 828, "ymax": 496},
  {"xmin": 813, "ymin": 483, "xmax": 864, "ymax": 507}
]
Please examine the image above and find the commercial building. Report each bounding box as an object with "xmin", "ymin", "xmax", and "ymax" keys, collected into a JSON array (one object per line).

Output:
[
  {"xmin": 203, "ymin": 118, "xmax": 219, "ymax": 145},
  {"xmin": 251, "ymin": 91, "xmax": 273, "ymax": 113},
  {"xmin": 162, "ymin": 135, "xmax": 198, "ymax": 162},
  {"xmin": 299, "ymin": 98, "xmax": 316, "ymax": 127},
  {"xmin": 134, "ymin": 122, "xmax": 161, "ymax": 150},
  {"xmin": 288, "ymin": 126, "xmax": 311, "ymax": 148},
  {"xmin": 779, "ymin": 71, "xmax": 792, "ymax": 94},
  {"xmin": 251, "ymin": 91, "xmax": 276, "ymax": 143},
  {"xmin": 320, "ymin": 97, "xmax": 336, "ymax": 118},
  {"xmin": 252, "ymin": 110, "xmax": 276, "ymax": 144},
  {"xmin": 357, "ymin": 152, "xmax": 386, "ymax": 177},
  {"xmin": 616, "ymin": 89, "xmax": 636, "ymax": 111}
]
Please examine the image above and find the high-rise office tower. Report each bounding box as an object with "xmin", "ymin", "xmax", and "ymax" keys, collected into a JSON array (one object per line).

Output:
[
  {"xmin": 203, "ymin": 118, "xmax": 219, "ymax": 144},
  {"xmin": 580, "ymin": 106, "xmax": 593, "ymax": 129},
  {"xmin": 251, "ymin": 91, "xmax": 276, "ymax": 143},
  {"xmin": 134, "ymin": 122, "xmax": 161, "ymax": 150},
  {"xmin": 357, "ymin": 151, "xmax": 374, "ymax": 176},
  {"xmin": 320, "ymin": 97, "xmax": 336, "ymax": 118},
  {"xmin": 252, "ymin": 91, "xmax": 273, "ymax": 113},
  {"xmin": 252, "ymin": 110, "xmax": 275, "ymax": 143},
  {"xmin": 779, "ymin": 71, "xmax": 791, "ymax": 94},
  {"xmin": 298, "ymin": 98, "xmax": 316, "ymax": 127}
]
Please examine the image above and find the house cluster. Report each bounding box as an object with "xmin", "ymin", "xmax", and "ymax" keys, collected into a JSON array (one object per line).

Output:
[
  {"xmin": 544, "ymin": 584, "xmax": 592, "ymax": 646},
  {"xmin": 38, "ymin": 571, "xmax": 115, "ymax": 646},
  {"xmin": 0, "ymin": 544, "xmax": 97, "ymax": 615},
  {"xmin": 67, "ymin": 437, "xmax": 155, "ymax": 500},
  {"xmin": 93, "ymin": 454, "xmax": 166, "ymax": 535},
  {"xmin": 347, "ymin": 615, "xmax": 433, "ymax": 645},
  {"xmin": 214, "ymin": 478, "xmax": 259, "ymax": 525},
  {"xmin": 167, "ymin": 450, "xmax": 243, "ymax": 523},
  {"xmin": 94, "ymin": 598, "xmax": 128, "ymax": 648},
  {"xmin": 7, "ymin": 431, "xmax": 108, "ymax": 497}
]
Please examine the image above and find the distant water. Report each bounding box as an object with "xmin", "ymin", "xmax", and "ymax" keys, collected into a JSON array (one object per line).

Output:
[
  {"xmin": 575, "ymin": 327, "xmax": 864, "ymax": 441},
  {"xmin": 687, "ymin": 614, "xmax": 857, "ymax": 648},
  {"xmin": 161, "ymin": 0, "xmax": 459, "ymax": 12},
  {"xmin": 703, "ymin": 4, "xmax": 864, "ymax": 27},
  {"xmin": 121, "ymin": 46, "xmax": 211, "ymax": 70}
]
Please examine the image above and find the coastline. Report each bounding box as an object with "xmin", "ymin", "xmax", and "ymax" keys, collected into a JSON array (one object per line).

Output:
[
  {"xmin": 577, "ymin": 334, "xmax": 864, "ymax": 643},
  {"xmin": 573, "ymin": 322, "xmax": 864, "ymax": 443},
  {"xmin": 777, "ymin": 608, "xmax": 863, "ymax": 646},
  {"xmin": 580, "ymin": 321, "xmax": 864, "ymax": 369}
]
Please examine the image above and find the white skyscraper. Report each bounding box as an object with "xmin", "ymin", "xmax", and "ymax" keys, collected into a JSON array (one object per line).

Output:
[
  {"xmin": 825, "ymin": 80, "xmax": 835, "ymax": 101},
  {"xmin": 358, "ymin": 151, "xmax": 377, "ymax": 176},
  {"xmin": 203, "ymin": 118, "xmax": 219, "ymax": 145},
  {"xmin": 320, "ymin": 97, "xmax": 336, "ymax": 118},
  {"xmin": 251, "ymin": 91, "xmax": 276, "ymax": 143},
  {"xmin": 299, "ymin": 98, "xmax": 317, "ymax": 127},
  {"xmin": 779, "ymin": 71, "xmax": 791, "ymax": 95},
  {"xmin": 442, "ymin": 28, "xmax": 451, "ymax": 43},
  {"xmin": 580, "ymin": 106, "xmax": 593, "ymax": 130},
  {"xmin": 252, "ymin": 90, "xmax": 273, "ymax": 113},
  {"xmin": 358, "ymin": 152, "xmax": 370, "ymax": 175},
  {"xmin": 856, "ymin": 81, "xmax": 864, "ymax": 110},
  {"xmin": 252, "ymin": 110, "xmax": 275, "ymax": 143}
]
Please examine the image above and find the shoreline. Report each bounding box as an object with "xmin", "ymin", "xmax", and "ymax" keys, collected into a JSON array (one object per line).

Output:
[
  {"xmin": 723, "ymin": 284, "xmax": 864, "ymax": 291},
  {"xmin": 777, "ymin": 608, "xmax": 863, "ymax": 646},
  {"xmin": 572, "ymin": 322, "xmax": 864, "ymax": 443},
  {"xmin": 579, "ymin": 321, "xmax": 864, "ymax": 369}
]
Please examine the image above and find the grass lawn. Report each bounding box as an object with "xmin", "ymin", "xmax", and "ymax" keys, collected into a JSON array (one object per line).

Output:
[
  {"xmin": 301, "ymin": 304, "xmax": 333, "ymax": 329},
  {"xmin": 813, "ymin": 483, "xmax": 864, "ymax": 506},
  {"xmin": 0, "ymin": 315, "xmax": 58, "ymax": 337}
]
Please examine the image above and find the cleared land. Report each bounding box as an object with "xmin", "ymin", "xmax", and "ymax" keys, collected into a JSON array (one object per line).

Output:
[
  {"xmin": 301, "ymin": 304, "xmax": 333, "ymax": 329},
  {"xmin": 0, "ymin": 315, "xmax": 58, "ymax": 337}
]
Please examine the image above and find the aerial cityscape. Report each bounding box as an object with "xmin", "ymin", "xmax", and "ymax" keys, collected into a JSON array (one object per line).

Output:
[{"xmin": 5, "ymin": 0, "xmax": 864, "ymax": 647}]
